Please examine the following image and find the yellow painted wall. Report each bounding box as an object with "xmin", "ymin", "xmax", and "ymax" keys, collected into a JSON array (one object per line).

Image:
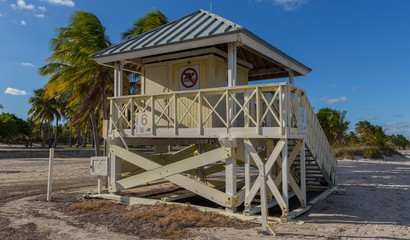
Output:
[{"xmin": 143, "ymin": 55, "xmax": 249, "ymax": 128}]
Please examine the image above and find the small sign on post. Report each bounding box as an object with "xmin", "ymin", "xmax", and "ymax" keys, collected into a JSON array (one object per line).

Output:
[
  {"xmin": 90, "ymin": 156, "xmax": 108, "ymax": 176},
  {"xmin": 91, "ymin": 156, "xmax": 108, "ymax": 194}
]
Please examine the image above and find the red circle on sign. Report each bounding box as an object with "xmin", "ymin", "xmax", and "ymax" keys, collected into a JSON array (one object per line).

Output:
[{"xmin": 181, "ymin": 68, "xmax": 198, "ymax": 88}]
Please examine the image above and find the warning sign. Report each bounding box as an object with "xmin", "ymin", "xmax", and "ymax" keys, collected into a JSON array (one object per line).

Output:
[{"xmin": 179, "ymin": 65, "xmax": 200, "ymax": 90}]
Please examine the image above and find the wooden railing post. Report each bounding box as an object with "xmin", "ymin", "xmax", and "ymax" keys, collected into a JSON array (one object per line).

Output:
[
  {"xmin": 109, "ymin": 99, "xmax": 114, "ymax": 138},
  {"xmin": 150, "ymin": 96, "xmax": 155, "ymax": 136},
  {"xmin": 174, "ymin": 93, "xmax": 177, "ymax": 135},
  {"xmin": 244, "ymin": 92, "xmax": 249, "ymax": 127},
  {"xmin": 226, "ymin": 89, "xmax": 230, "ymax": 130},
  {"xmin": 256, "ymin": 87, "xmax": 260, "ymax": 134},
  {"xmin": 130, "ymin": 97, "xmax": 134, "ymax": 135},
  {"xmin": 198, "ymin": 92, "xmax": 202, "ymax": 135}
]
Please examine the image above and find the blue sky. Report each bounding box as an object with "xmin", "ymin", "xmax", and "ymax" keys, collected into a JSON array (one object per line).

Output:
[{"xmin": 0, "ymin": 0, "xmax": 409, "ymax": 138}]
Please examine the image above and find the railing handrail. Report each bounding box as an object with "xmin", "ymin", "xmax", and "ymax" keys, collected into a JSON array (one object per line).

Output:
[
  {"xmin": 304, "ymin": 97, "xmax": 338, "ymax": 186},
  {"xmin": 108, "ymin": 82, "xmax": 294, "ymax": 100}
]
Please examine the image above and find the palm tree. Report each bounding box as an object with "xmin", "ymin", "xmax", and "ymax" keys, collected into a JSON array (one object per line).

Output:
[
  {"xmin": 0, "ymin": 104, "xmax": 3, "ymax": 109},
  {"xmin": 39, "ymin": 11, "xmax": 113, "ymax": 155},
  {"xmin": 120, "ymin": 8, "xmax": 168, "ymax": 40},
  {"xmin": 28, "ymin": 89, "xmax": 59, "ymax": 147},
  {"xmin": 317, "ymin": 108, "xmax": 350, "ymax": 145},
  {"xmin": 121, "ymin": 9, "xmax": 168, "ymax": 94}
]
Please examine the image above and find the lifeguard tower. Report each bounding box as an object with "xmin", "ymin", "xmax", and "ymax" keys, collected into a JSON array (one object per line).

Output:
[{"xmin": 90, "ymin": 10, "xmax": 337, "ymax": 221}]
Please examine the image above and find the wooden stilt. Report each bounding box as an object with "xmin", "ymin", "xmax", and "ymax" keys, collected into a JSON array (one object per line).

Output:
[
  {"xmin": 259, "ymin": 165, "xmax": 268, "ymax": 235},
  {"xmin": 281, "ymin": 139, "xmax": 289, "ymax": 217},
  {"xmin": 301, "ymin": 138, "xmax": 306, "ymax": 207},
  {"xmin": 225, "ymin": 154, "xmax": 237, "ymax": 212}
]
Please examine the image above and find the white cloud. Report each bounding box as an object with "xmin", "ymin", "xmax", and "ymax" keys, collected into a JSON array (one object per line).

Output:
[
  {"xmin": 363, "ymin": 107, "xmax": 373, "ymax": 111},
  {"xmin": 41, "ymin": 0, "xmax": 75, "ymax": 7},
  {"xmin": 21, "ymin": 20, "xmax": 26, "ymax": 25},
  {"xmin": 326, "ymin": 96, "xmax": 347, "ymax": 104},
  {"xmin": 35, "ymin": 13, "xmax": 45, "ymax": 18},
  {"xmin": 38, "ymin": 6, "xmax": 47, "ymax": 11},
  {"xmin": 274, "ymin": 0, "xmax": 308, "ymax": 11},
  {"xmin": 10, "ymin": 3, "xmax": 17, "ymax": 8},
  {"xmin": 4, "ymin": 87, "xmax": 28, "ymax": 95},
  {"xmin": 16, "ymin": 0, "xmax": 35, "ymax": 10},
  {"xmin": 351, "ymin": 86, "xmax": 358, "ymax": 91},
  {"xmin": 0, "ymin": 12, "xmax": 7, "ymax": 17},
  {"xmin": 21, "ymin": 62, "xmax": 34, "ymax": 67}
]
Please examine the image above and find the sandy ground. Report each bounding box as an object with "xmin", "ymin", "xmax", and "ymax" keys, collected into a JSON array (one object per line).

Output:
[{"xmin": 0, "ymin": 150, "xmax": 409, "ymax": 239}]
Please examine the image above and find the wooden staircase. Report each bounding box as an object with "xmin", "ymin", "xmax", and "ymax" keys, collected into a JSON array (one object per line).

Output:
[{"xmin": 288, "ymin": 95, "xmax": 338, "ymax": 189}]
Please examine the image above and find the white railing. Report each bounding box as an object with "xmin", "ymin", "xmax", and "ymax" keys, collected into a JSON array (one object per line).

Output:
[
  {"xmin": 304, "ymin": 98, "xmax": 338, "ymax": 186},
  {"xmin": 109, "ymin": 81, "xmax": 337, "ymax": 185},
  {"xmin": 109, "ymin": 83, "xmax": 308, "ymax": 138}
]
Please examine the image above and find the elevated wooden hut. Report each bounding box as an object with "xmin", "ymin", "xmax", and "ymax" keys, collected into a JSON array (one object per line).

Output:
[{"xmin": 90, "ymin": 10, "xmax": 337, "ymax": 223}]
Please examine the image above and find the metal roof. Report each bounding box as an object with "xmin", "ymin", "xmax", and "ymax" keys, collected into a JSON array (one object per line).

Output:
[{"xmin": 91, "ymin": 9, "xmax": 311, "ymax": 75}]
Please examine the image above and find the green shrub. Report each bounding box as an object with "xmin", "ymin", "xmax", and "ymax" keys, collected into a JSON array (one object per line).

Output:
[
  {"xmin": 333, "ymin": 145, "xmax": 400, "ymax": 160},
  {"xmin": 363, "ymin": 148, "xmax": 382, "ymax": 159}
]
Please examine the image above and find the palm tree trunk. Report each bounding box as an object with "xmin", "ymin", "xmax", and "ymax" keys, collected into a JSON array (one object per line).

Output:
[
  {"xmin": 68, "ymin": 123, "xmax": 72, "ymax": 147},
  {"xmin": 41, "ymin": 122, "xmax": 45, "ymax": 147},
  {"xmin": 89, "ymin": 109, "xmax": 101, "ymax": 156},
  {"xmin": 53, "ymin": 118, "xmax": 58, "ymax": 147},
  {"xmin": 76, "ymin": 127, "xmax": 81, "ymax": 146},
  {"xmin": 82, "ymin": 127, "xmax": 88, "ymax": 148}
]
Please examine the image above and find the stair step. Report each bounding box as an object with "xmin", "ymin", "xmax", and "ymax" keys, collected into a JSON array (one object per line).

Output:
[{"xmin": 306, "ymin": 174, "xmax": 325, "ymax": 178}]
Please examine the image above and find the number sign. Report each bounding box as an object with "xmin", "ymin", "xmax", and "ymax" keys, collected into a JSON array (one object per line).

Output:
[
  {"xmin": 135, "ymin": 112, "xmax": 151, "ymax": 135},
  {"xmin": 179, "ymin": 65, "xmax": 200, "ymax": 90}
]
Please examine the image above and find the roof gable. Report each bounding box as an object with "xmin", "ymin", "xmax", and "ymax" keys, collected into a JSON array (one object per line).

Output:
[{"xmin": 91, "ymin": 9, "xmax": 243, "ymax": 58}]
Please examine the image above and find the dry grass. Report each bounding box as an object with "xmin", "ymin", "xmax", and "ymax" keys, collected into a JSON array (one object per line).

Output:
[
  {"xmin": 67, "ymin": 200, "xmax": 257, "ymax": 239},
  {"xmin": 68, "ymin": 200, "xmax": 119, "ymax": 212},
  {"xmin": 120, "ymin": 202, "xmax": 254, "ymax": 239}
]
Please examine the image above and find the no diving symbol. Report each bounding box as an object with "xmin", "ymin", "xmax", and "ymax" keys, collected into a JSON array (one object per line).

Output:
[{"xmin": 181, "ymin": 68, "xmax": 198, "ymax": 88}]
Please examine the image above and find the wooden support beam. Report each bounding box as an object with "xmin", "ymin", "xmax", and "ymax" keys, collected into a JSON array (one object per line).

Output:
[
  {"xmin": 281, "ymin": 139, "xmax": 289, "ymax": 217},
  {"xmin": 259, "ymin": 165, "xmax": 268, "ymax": 235},
  {"xmin": 109, "ymin": 145, "xmax": 234, "ymax": 207},
  {"xmin": 165, "ymin": 144, "xmax": 198, "ymax": 162},
  {"xmin": 243, "ymin": 139, "xmax": 286, "ymax": 211},
  {"xmin": 110, "ymin": 147, "xmax": 231, "ymax": 192},
  {"xmin": 288, "ymin": 69, "xmax": 294, "ymax": 85},
  {"xmin": 300, "ymin": 139, "xmax": 306, "ymax": 207},
  {"xmin": 227, "ymin": 42, "xmax": 238, "ymax": 87}
]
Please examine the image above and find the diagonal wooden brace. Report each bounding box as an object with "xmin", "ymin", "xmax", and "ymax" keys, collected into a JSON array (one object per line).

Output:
[
  {"xmin": 269, "ymin": 140, "xmax": 305, "ymax": 204},
  {"xmin": 110, "ymin": 147, "xmax": 231, "ymax": 191},
  {"xmin": 109, "ymin": 145, "xmax": 235, "ymax": 207},
  {"xmin": 243, "ymin": 139, "xmax": 286, "ymax": 210}
]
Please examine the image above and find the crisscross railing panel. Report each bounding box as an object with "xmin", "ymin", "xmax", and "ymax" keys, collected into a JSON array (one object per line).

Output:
[{"xmin": 109, "ymin": 83, "xmax": 310, "ymax": 137}]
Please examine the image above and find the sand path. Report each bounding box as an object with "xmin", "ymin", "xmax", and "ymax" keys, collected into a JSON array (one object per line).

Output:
[{"xmin": 0, "ymin": 151, "xmax": 409, "ymax": 239}]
